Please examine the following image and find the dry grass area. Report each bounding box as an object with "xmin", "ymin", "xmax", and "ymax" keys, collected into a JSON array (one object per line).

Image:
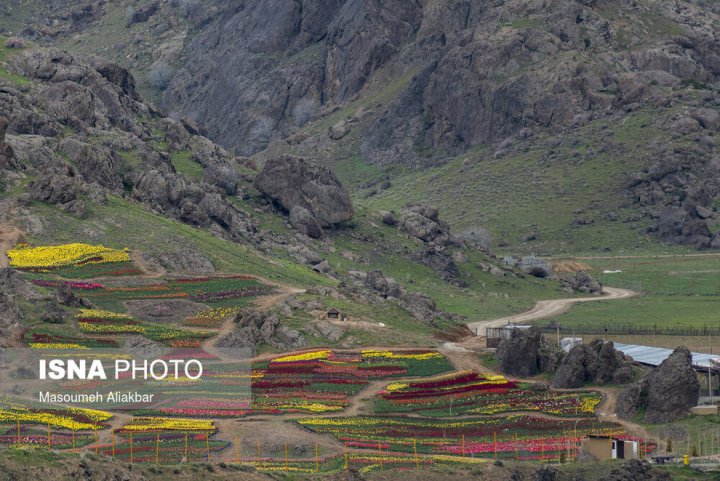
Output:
[{"xmin": 550, "ymin": 260, "xmax": 593, "ymax": 273}]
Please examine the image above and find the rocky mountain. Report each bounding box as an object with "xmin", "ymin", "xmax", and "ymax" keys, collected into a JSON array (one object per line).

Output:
[
  {"xmin": 7, "ymin": 0, "xmax": 720, "ymax": 251},
  {"xmin": 1, "ymin": 36, "xmax": 552, "ymax": 349}
]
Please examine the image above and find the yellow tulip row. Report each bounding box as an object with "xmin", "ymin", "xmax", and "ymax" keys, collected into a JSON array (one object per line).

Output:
[
  {"xmin": 29, "ymin": 343, "xmax": 89, "ymax": 349},
  {"xmin": 361, "ymin": 350, "xmax": 443, "ymax": 360},
  {"xmin": 0, "ymin": 407, "xmax": 112, "ymax": 431},
  {"xmin": 77, "ymin": 309, "xmax": 133, "ymax": 320},
  {"xmin": 271, "ymin": 350, "xmax": 331, "ymax": 363},
  {"xmin": 8, "ymin": 243, "xmax": 130, "ymax": 268},
  {"xmin": 121, "ymin": 417, "xmax": 215, "ymax": 432}
]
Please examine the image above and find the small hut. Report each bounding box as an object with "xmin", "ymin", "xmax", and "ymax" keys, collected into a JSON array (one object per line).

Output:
[
  {"xmin": 326, "ymin": 308, "xmax": 342, "ymax": 320},
  {"xmin": 582, "ymin": 435, "xmax": 640, "ymax": 461}
]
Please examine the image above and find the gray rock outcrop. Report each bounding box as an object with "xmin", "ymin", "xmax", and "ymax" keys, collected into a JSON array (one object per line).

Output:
[
  {"xmin": 216, "ymin": 309, "xmax": 305, "ymax": 354},
  {"xmin": 255, "ymin": 156, "xmax": 354, "ymax": 237},
  {"xmin": 496, "ymin": 326, "xmax": 544, "ymax": 377},
  {"xmin": 617, "ymin": 346, "xmax": 700, "ymax": 423},
  {"xmin": 599, "ymin": 460, "xmax": 672, "ymax": 481},
  {"xmin": 0, "ymin": 117, "xmax": 18, "ymax": 171},
  {"xmin": 399, "ymin": 204, "xmax": 460, "ymax": 246},
  {"xmin": 364, "ymin": 270, "xmax": 403, "ymax": 299},
  {"xmin": 560, "ymin": 271, "xmax": 603, "ymax": 295},
  {"xmin": 0, "ymin": 268, "xmax": 41, "ymax": 343},
  {"xmin": 552, "ymin": 340, "xmax": 636, "ymax": 388}
]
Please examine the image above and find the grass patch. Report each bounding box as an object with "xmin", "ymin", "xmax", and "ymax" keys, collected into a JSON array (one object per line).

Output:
[
  {"xmin": 0, "ymin": 35, "xmax": 30, "ymax": 85},
  {"xmin": 541, "ymin": 254, "xmax": 720, "ymax": 333},
  {"xmin": 27, "ymin": 197, "xmax": 328, "ymax": 288},
  {"xmin": 170, "ymin": 150, "xmax": 204, "ymax": 181}
]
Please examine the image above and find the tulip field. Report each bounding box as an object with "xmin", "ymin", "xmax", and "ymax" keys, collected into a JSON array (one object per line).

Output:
[
  {"xmin": 374, "ymin": 371, "xmax": 601, "ymax": 417},
  {"xmin": 297, "ymin": 415, "xmax": 621, "ymax": 462},
  {"xmin": 0, "ymin": 241, "xmax": 655, "ymax": 471}
]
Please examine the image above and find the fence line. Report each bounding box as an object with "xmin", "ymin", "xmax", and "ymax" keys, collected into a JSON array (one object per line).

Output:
[{"xmin": 540, "ymin": 325, "xmax": 720, "ymax": 337}]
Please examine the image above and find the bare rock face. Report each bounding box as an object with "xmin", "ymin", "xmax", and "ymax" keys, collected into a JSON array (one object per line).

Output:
[
  {"xmin": 496, "ymin": 326, "xmax": 544, "ymax": 377},
  {"xmin": 411, "ymin": 246, "xmax": 464, "ymax": 285},
  {"xmin": 617, "ymin": 346, "xmax": 700, "ymax": 423},
  {"xmin": 132, "ymin": 170, "xmax": 257, "ymax": 243},
  {"xmin": 289, "ymin": 205, "xmax": 324, "ymax": 239},
  {"xmin": 27, "ymin": 167, "xmax": 81, "ymax": 206},
  {"xmin": 552, "ymin": 340, "xmax": 636, "ymax": 388},
  {"xmin": 0, "ymin": 117, "xmax": 18, "ymax": 170},
  {"xmin": 255, "ymin": 155, "xmax": 354, "ymax": 233},
  {"xmin": 0, "ymin": 268, "xmax": 41, "ymax": 341},
  {"xmin": 398, "ymin": 292, "xmax": 439, "ymax": 326}
]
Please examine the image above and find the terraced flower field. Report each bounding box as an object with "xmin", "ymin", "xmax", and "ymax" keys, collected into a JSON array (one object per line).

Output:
[
  {"xmin": 374, "ymin": 371, "xmax": 601, "ymax": 417},
  {"xmin": 297, "ymin": 415, "xmax": 620, "ymax": 462},
  {"xmin": 0, "ymin": 241, "xmax": 652, "ymax": 471},
  {"xmin": 132, "ymin": 349, "xmax": 455, "ymax": 417},
  {"xmin": 10, "ymin": 242, "xmax": 276, "ymax": 349}
]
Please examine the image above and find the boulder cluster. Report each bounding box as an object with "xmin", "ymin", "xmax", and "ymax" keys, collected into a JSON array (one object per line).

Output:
[{"xmin": 552, "ymin": 340, "xmax": 636, "ymax": 388}]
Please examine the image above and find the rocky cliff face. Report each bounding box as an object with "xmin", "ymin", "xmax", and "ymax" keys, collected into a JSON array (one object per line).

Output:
[
  {"xmin": 156, "ymin": 0, "xmax": 720, "ymax": 249},
  {"xmin": 0, "ymin": 45, "xmax": 264, "ymax": 246},
  {"xmin": 8, "ymin": 0, "xmax": 720, "ymax": 248}
]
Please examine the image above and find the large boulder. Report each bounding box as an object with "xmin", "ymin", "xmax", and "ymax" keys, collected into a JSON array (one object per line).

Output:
[
  {"xmin": 255, "ymin": 156, "xmax": 354, "ymax": 233},
  {"xmin": 617, "ymin": 346, "xmax": 699, "ymax": 423},
  {"xmin": 27, "ymin": 167, "xmax": 81, "ymax": 205},
  {"xmin": 0, "ymin": 268, "xmax": 41, "ymax": 300},
  {"xmin": 399, "ymin": 203, "xmax": 458, "ymax": 246},
  {"xmin": 560, "ymin": 271, "xmax": 603, "ymax": 295},
  {"xmin": 518, "ymin": 256, "xmax": 553, "ymax": 278},
  {"xmin": 364, "ymin": 270, "xmax": 403, "ymax": 298},
  {"xmin": 289, "ymin": 205, "xmax": 323, "ymax": 239},
  {"xmin": 552, "ymin": 340, "xmax": 635, "ymax": 388},
  {"xmin": 496, "ymin": 326, "xmax": 544, "ymax": 377}
]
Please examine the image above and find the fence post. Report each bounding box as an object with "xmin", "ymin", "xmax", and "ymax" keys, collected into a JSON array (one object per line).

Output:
[{"xmin": 414, "ymin": 439, "xmax": 419, "ymax": 469}]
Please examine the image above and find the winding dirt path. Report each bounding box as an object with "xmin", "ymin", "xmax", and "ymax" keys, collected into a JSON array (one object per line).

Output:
[
  {"xmin": 466, "ymin": 287, "xmax": 639, "ymax": 336},
  {"xmin": 202, "ymin": 278, "xmax": 305, "ymax": 350},
  {"xmin": 0, "ymin": 223, "xmax": 23, "ymax": 268}
]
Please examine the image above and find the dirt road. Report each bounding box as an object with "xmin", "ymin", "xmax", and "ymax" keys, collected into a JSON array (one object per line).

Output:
[
  {"xmin": 466, "ymin": 287, "xmax": 638, "ymax": 336},
  {"xmin": 0, "ymin": 223, "xmax": 23, "ymax": 268}
]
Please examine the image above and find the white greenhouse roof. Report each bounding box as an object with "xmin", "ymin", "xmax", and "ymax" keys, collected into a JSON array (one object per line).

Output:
[{"xmin": 614, "ymin": 343, "xmax": 720, "ymax": 371}]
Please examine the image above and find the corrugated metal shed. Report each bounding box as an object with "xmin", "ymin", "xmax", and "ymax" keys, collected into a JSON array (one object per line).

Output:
[{"xmin": 614, "ymin": 343, "xmax": 720, "ymax": 371}]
